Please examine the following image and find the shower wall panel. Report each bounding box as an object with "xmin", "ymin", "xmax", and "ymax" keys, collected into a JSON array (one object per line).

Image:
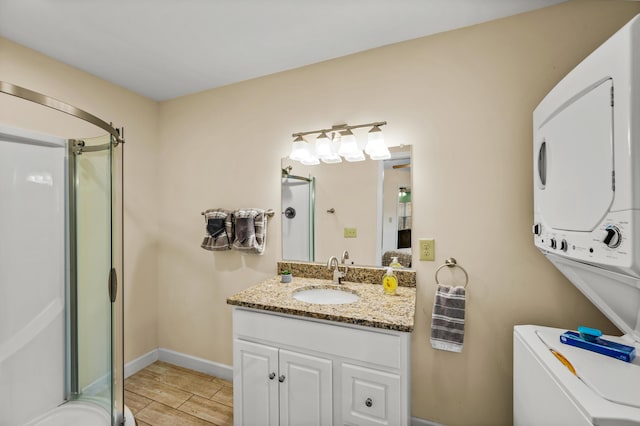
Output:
[{"xmin": 0, "ymin": 128, "xmax": 66, "ymax": 426}]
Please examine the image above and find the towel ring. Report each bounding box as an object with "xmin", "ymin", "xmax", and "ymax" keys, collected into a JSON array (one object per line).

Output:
[{"xmin": 434, "ymin": 258, "xmax": 469, "ymax": 288}]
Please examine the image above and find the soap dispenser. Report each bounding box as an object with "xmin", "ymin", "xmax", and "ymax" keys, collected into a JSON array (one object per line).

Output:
[
  {"xmin": 383, "ymin": 267, "xmax": 398, "ymax": 295},
  {"xmin": 389, "ymin": 256, "xmax": 402, "ymax": 268}
]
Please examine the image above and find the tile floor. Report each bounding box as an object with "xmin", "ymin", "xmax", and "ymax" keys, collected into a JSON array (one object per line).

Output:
[{"xmin": 125, "ymin": 361, "xmax": 233, "ymax": 426}]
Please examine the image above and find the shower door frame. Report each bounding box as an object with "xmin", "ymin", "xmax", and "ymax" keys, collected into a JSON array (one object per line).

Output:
[{"xmin": 0, "ymin": 81, "xmax": 124, "ymax": 146}]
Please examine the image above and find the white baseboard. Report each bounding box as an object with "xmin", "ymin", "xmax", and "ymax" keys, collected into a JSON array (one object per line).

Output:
[
  {"xmin": 124, "ymin": 349, "xmax": 159, "ymax": 378},
  {"xmin": 158, "ymin": 348, "xmax": 234, "ymax": 382},
  {"xmin": 124, "ymin": 347, "xmax": 233, "ymax": 382},
  {"xmin": 125, "ymin": 349, "xmax": 437, "ymax": 425},
  {"xmin": 411, "ymin": 416, "xmax": 444, "ymax": 426}
]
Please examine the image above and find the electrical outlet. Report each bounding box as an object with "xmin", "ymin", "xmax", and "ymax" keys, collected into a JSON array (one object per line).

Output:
[
  {"xmin": 419, "ymin": 238, "xmax": 435, "ymax": 261},
  {"xmin": 344, "ymin": 228, "xmax": 357, "ymax": 238}
]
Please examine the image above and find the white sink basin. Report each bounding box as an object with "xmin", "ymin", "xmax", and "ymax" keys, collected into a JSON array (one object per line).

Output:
[{"xmin": 293, "ymin": 288, "xmax": 359, "ymax": 305}]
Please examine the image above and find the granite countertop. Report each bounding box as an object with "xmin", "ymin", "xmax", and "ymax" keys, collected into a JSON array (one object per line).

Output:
[{"xmin": 227, "ymin": 276, "xmax": 416, "ymax": 332}]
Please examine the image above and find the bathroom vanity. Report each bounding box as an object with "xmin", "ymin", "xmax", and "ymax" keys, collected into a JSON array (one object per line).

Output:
[{"xmin": 227, "ymin": 265, "xmax": 416, "ymax": 426}]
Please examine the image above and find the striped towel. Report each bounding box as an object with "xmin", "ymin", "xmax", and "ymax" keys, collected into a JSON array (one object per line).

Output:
[
  {"xmin": 430, "ymin": 284, "xmax": 466, "ymax": 352},
  {"xmin": 201, "ymin": 209, "xmax": 234, "ymax": 251},
  {"xmin": 232, "ymin": 208, "xmax": 267, "ymax": 255}
]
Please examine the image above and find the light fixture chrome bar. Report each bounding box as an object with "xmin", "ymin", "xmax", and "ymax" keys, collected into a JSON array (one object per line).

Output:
[
  {"xmin": 0, "ymin": 81, "xmax": 124, "ymax": 145},
  {"xmin": 292, "ymin": 121, "xmax": 387, "ymax": 138}
]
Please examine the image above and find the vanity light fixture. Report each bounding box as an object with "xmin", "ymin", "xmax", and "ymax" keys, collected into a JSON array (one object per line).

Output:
[
  {"xmin": 289, "ymin": 135, "xmax": 310, "ymax": 162},
  {"xmin": 337, "ymin": 129, "xmax": 363, "ymax": 162},
  {"xmin": 315, "ymin": 131, "xmax": 342, "ymax": 163},
  {"xmin": 314, "ymin": 131, "xmax": 332, "ymax": 157},
  {"xmin": 289, "ymin": 121, "xmax": 389, "ymax": 165},
  {"xmin": 289, "ymin": 135, "xmax": 319, "ymax": 165},
  {"xmin": 365, "ymin": 125, "xmax": 391, "ymax": 160}
]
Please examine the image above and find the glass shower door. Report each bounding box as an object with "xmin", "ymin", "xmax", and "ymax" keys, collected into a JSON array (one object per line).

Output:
[
  {"xmin": 281, "ymin": 175, "xmax": 315, "ymax": 262},
  {"xmin": 70, "ymin": 134, "xmax": 123, "ymax": 424}
]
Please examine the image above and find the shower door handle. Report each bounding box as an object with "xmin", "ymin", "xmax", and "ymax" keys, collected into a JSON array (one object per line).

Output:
[{"xmin": 108, "ymin": 268, "xmax": 117, "ymax": 303}]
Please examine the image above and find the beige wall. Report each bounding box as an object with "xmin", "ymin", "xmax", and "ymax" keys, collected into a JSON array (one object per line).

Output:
[
  {"xmin": 0, "ymin": 37, "xmax": 160, "ymax": 363},
  {"xmin": 3, "ymin": 0, "xmax": 640, "ymax": 424},
  {"xmin": 157, "ymin": 2, "xmax": 640, "ymax": 424}
]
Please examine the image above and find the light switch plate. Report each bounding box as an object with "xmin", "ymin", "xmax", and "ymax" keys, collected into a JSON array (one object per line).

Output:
[
  {"xmin": 419, "ymin": 238, "xmax": 435, "ymax": 261},
  {"xmin": 344, "ymin": 228, "xmax": 357, "ymax": 238}
]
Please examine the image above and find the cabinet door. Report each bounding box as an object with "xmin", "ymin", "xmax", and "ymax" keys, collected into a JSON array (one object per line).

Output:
[
  {"xmin": 341, "ymin": 363, "xmax": 401, "ymax": 426},
  {"xmin": 234, "ymin": 339, "xmax": 279, "ymax": 426},
  {"xmin": 279, "ymin": 349, "xmax": 333, "ymax": 426}
]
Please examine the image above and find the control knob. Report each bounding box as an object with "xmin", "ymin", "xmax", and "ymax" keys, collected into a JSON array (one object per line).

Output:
[
  {"xmin": 532, "ymin": 223, "xmax": 542, "ymax": 236},
  {"xmin": 560, "ymin": 239, "xmax": 568, "ymax": 252},
  {"xmin": 549, "ymin": 238, "xmax": 557, "ymax": 250},
  {"xmin": 602, "ymin": 225, "xmax": 622, "ymax": 249}
]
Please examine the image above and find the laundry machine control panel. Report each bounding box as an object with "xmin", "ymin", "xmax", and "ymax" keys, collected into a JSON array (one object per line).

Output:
[{"xmin": 533, "ymin": 210, "xmax": 640, "ymax": 276}]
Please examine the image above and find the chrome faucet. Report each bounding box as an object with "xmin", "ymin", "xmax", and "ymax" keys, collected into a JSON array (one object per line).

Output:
[
  {"xmin": 340, "ymin": 250, "xmax": 350, "ymax": 278},
  {"xmin": 327, "ymin": 256, "xmax": 344, "ymax": 284}
]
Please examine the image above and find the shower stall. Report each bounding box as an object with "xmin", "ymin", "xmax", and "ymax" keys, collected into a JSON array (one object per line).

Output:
[{"xmin": 0, "ymin": 82, "xmax": 132, "ymax": 425}]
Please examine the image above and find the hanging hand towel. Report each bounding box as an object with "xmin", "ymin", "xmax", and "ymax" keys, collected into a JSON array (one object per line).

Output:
[
  {"xmin": 430, "ymin": 284, "xmax": 466, "ymax": 352},
  {"xmin": 201, "ymin": 209, "xmax": 234, "ymax": 251},
  {"xmin": 232, "ymin": 208, "xmax": 267, "ymax": 255}
]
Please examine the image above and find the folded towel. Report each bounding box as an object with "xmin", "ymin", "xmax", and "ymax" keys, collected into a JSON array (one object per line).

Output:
[
  {"xmin": 201, "ymin": 209, "xmax": 234, "ymax": 251},
  {"xmin": 232, "ymin": 208, "xmax": 267, "ymax": 255},
  {"xmin": 430, "ymin": 284, "xmax": 466, "ymax": 352}
]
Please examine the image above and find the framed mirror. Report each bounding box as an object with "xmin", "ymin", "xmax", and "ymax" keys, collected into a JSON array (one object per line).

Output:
[{"xmin": 281, "ymin": 146, "xmax": 412, "ymax": 267}]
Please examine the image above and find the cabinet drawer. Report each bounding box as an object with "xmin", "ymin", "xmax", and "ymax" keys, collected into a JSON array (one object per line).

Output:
[
  {"xmin": 341, "ymin": 363, "xmax": 401, "ymax": 426},
  {"xmin": 234, "ymin": 308, "xmax": 406, "ymax": 369}
]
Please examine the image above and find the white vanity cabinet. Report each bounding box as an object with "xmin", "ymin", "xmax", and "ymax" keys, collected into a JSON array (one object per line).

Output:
[
  {"xmin": 232, "ymin": 307, "xmax": 411, "ymax": 426},
  {"xmin": 234, "ymin": 339, "xmax": 333, "ymax": 426}
]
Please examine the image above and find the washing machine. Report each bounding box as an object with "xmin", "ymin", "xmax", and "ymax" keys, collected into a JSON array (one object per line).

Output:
[{"xmin": 514, "ymin": 13, "xmax": 640, "ymax": 426}]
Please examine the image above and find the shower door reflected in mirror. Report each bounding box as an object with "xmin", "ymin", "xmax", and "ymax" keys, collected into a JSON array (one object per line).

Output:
[
  {"xmin": 281, "ymin": 171, "xmax": 315, "ymax": 262},
  {"xmin": 281, "ymin": 146, "xmax": 411, "ymax": 267}
]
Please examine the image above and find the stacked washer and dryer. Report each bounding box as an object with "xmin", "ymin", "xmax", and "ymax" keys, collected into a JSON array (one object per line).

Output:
[{"xmin": 514, "ymin": 14, "xmax": 640, "ymax": 426}]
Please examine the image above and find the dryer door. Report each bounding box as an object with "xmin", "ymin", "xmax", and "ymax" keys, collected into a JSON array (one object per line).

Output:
[{"xmin": 535, "ymin": 79, "xmax": 614, "ymax": 232}]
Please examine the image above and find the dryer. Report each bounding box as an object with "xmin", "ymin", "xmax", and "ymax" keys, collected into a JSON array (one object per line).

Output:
[{"xmin": 515, "ymin": 13, "xmax": 640, "ymax": 426}]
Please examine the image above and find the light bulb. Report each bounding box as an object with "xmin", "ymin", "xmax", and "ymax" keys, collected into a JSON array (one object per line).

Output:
[
  {"xmin": 337, "ymin": 129, "xmax": 359, "ymax": 157},
  {"xmin": 344, "ymin": 150, "xmax": 365, "ymax": 162},
  {"xmin": 365, "ymin": 125, "xmax": 390, "ymax": 160},
  {"xmin": 315, "ymin": 132, "xmax": 333, "ymax": 159},
  {"xmin": 300, "ymin": 154, "xmax": 320, "ymax": 165},
  {"xmin": 321, "ymin": 133, "xmax": 342, "ymax": 163},
  {"xmin": 289, "ymin": 135, "xmax": 308, "ymax": 161}
]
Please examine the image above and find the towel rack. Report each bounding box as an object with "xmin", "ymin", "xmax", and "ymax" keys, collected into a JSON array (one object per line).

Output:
[
  {"xmin": 201, "ymin": 209, "xmax": 275, "ymax": 217},
  {"xmin": 435, "ymin": 258, "xmax": 469, "ymax": 288}
]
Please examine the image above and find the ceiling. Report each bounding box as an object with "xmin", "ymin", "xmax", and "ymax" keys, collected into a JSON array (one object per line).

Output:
[{"xmin": 0, "ymin": 0, "xmax": 566, "ymax": 101}]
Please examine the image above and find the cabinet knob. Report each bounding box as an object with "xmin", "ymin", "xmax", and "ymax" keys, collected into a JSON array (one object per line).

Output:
[
  {"xmin": 365, "ymin": 398, "xmax": 373, "ymax": 408},
  {"xmin": 268, "ymin": 372, "xmax": 276, "ymax": 380},
  {"xmin": 278, "ymin": 375, "xmax": 286, "ymax": 383}
]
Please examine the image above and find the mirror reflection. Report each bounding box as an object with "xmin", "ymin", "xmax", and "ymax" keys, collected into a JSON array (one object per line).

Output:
[{"xmin": 281, "ymin": 146, "xmax": 412, "ymax": 267}]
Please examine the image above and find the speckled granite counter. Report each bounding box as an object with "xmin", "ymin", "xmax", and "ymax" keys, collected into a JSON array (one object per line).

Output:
[
  {"xmin": 227, "ymin": 276, "xmax": 416, "ymax": 332},
  {"xmin": 277, "ymin": 261, "xmax": 416, "ymax": 287}
]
